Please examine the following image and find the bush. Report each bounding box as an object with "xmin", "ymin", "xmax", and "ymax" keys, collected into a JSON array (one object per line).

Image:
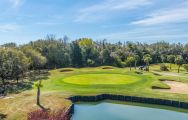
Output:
[
  {"xmin": 143, "ymin": 67, "xmax": 149, "ymax": 71},
  {"xmin": 114, "ymin": 58, "xmax": 124, "ymax": 68},
  {"xmin": 28, "ymin": 108, "xmax": 70, "ymax": 120},
  {"xmin": 160, "ymin": 64, "xmax": 169, "ymax": 71},
  {"xmin": 87, "ymin": 59, "xmax": 95, "ymax": 67},
  {"xmin": 183, "ymin": 64, "xmax": 188, "ymax": 72}
]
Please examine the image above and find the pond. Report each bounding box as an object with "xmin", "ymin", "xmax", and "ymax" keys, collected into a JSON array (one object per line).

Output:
[{"xmin": 71, "ymin": 101, "xmax": 188, "ymax": 120}]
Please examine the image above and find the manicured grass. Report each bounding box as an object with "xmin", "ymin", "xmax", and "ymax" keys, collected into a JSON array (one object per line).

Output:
[
  {"xmin": 40, "ymin": 66, "xmax": 188, "ymax": 101},
  {"xmin": 63, "ymin": 74, "xmax": 141, "ymax": 85},
  {"xmin": 1, "ymin": 64, "xmax": 188, "ymax": 120}
]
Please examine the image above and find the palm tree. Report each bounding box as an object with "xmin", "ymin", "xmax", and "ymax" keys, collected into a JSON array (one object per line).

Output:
[
  {"xmin": 133, "ymin": 55, "xmax": 140, "ymax": 70},
  {"xmin": 167, "ymin": 55, "xmax": 175, "ymax": 70},
  {"xmin": 143, "ymin": 54, "xmax": 152, "ymax": 71},
  {"xmin": 126, "ymin": 56, "xmax": 134, "ymax": 71},
  {"xmin": 35, "ymin": 80, "xmax": 43, "ymax": 105},
  {"xmin": 175, "ymin": 55, "xmax": 184, "ymax": 73}
]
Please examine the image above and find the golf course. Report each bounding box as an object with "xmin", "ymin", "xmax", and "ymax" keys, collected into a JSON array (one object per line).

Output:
[
  {"xmin": 1, "ymin": 0, "xmax": 188, "ymax": 119},
  {"xmin": 1, "ymin": 64, "xmax": 188, "ymax": 119}
]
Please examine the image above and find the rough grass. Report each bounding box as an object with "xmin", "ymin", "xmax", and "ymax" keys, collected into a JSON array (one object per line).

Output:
[
  {"xmin": 1, "ymin": 64, "xmax": 188, "ymax": 119},
  {"xmin": 0, "ymin": 91, "xmax": 71, "ymax": 120},
  {"xmin": 151, "ymin": 63, "xmax": 185, "ymax": 73},
  {"xmin": 151, "ymin": 81, "xmax": 171, "ymax": 89}
]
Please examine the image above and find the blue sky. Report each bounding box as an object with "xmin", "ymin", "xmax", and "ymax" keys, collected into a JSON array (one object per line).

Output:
[{"xmin": 0, "ymin": 0, "xmax": 188, "ymax": 45}]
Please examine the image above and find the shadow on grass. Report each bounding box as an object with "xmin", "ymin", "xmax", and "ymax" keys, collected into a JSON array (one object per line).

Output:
[
  {"xmin": 38, "ymin": 103, "xmax": 50, "ymax": 112},
  {"xmin": 0, "ymin": 70, "xmax": 50, "ymax": 95},
  {"xmin": 28, "ymin": 70, "xmax": 50, "ymax": 82},
  {"xmin": 5, "ymin": 82, "xmax": 33, "ymax": 94},
  {"xmin": 152, "ymin": 72, "xmax": 162, "ymax": 76}
]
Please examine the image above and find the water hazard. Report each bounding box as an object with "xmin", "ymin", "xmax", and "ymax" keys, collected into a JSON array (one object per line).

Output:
[{"xmin": 71, "ymin": 102, "xmax": 188, "ymax": 120}]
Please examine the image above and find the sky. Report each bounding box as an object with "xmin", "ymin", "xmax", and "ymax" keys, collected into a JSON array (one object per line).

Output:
[{"xmin": 0, "ymin": 0, "xmax": 188, "ymax": 45}]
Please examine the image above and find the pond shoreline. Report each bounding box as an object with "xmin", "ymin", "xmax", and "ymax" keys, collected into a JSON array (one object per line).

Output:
[
  {"xmin": 68, "ymin": 94, "xmax": 188, "ymax": 111},
  {"xmin": 67, "ymin": 94, "xmax": 188, "ymax": 119}
]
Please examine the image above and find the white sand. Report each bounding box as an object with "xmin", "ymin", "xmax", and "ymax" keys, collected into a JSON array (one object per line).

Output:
[{"xmin": 160, "ymin": 81, "xmax": 188, "ymax": 94}]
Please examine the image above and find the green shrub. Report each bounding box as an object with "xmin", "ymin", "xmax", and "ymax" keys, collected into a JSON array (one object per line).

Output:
[
  {"xmin": 160, "ymin": 64, "xmax": 169, "ymax": 71},
  {"xmin": 183, "ymin": 64, "xmax": 188, "ymax": 72},
  {"xmin": 87, "ymin": 59, "xmax": 95, "ymax": 67}
]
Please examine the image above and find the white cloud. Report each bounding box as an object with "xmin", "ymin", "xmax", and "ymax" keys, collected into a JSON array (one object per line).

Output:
[
  {"xmin": 0, "ymin": 24, "xmax": 20, "ymax": 32},
  {"xmin": 132, "ymin": 2, "xmax": 188, "ymax": 26},
  {"xmin": 9, "ymin": 0, "xmax": 25, "ymax": 8},
  {"xmin": 75, "ymin": 0, "xmax": 151, "ymax": 22},
  {"xmin": 97, "ymin": 27, "xmax": 188, "ymax": 43}
]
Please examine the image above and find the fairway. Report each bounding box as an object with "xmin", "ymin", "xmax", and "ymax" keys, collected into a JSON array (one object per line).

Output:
[{"xmin": 63, "ymin": 74, "xmax": 140, "ymax": 85}]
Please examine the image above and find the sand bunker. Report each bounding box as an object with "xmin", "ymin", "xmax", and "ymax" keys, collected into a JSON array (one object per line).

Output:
[
  {"xmin": 102, "ymin": 66, "xmax": 114, "ymax": 69},
  {"xmin": 160, "ymin": 81, "xmax": 188, "ymax": 94},
  {"xmin": 60, "ymin": 69, "xmax": 74, "ymax": 72}
]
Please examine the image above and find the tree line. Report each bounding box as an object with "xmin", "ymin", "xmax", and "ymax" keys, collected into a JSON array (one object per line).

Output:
[
  {"xmin": 0, "ymin": 43, "xmax": 47, "ymax": 94},
  {"xmin": 1, "ymin": 35, "xmax": 188, "ymax": 93}
]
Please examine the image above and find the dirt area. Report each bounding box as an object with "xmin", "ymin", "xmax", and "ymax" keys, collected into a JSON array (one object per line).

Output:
[{"xmin": 160, "ymin": 81, "xmax": 188, "ymax": 94}]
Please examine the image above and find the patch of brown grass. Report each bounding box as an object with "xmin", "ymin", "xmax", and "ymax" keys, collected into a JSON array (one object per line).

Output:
[
  {"xmin": 28, "ymin": 107, "xmax": 70, "ymax": 120},
  {"xmin": 0, "ymin": 91, "xmax": 71, "ymax": 120}
]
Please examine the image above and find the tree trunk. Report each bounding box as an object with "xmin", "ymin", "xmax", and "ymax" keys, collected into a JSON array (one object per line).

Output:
[
  {"xmin": 130, "ymin": 65, "xmax": 131, "ymax": 71},
  {"xmin": 2, "ymin": 78, "xmax": 6, "ymax": 91},
  {"xmin": 16, "ymin": 78, "xmax": 19, "ymax": 84},
  {"xmin": 37, "ymin": 80, "xmax": 41, "ymax": 105},
  {"xmin": 178, "ymin": 65, "xmax": 180, "ymax": 73},
  {"xmin": 37, "ymin": 86, "xmax": 40, "ymax": 105},
  {"xmin": 135, "ymin": 61, "xmax": 137, "ymax": 70},
  {"xmin": 170, "ymin": 63, "xmax": 172, "ymax": 70},
  {"xmin": 21, "ymin": 72, "xmax": 24, "ymax": 83},
  {"xmin": 148, "ymin": 65, "xmax": 150, "ymax": 71},
  {"xmin": 148, "ymin": 63, "xmax": 150, "ymax": 72}
]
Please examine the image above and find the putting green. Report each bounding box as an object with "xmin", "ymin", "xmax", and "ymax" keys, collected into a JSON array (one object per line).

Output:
[{"xmin": 63, "ymin": 74, "xmax": 141, "ymax": 85}]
